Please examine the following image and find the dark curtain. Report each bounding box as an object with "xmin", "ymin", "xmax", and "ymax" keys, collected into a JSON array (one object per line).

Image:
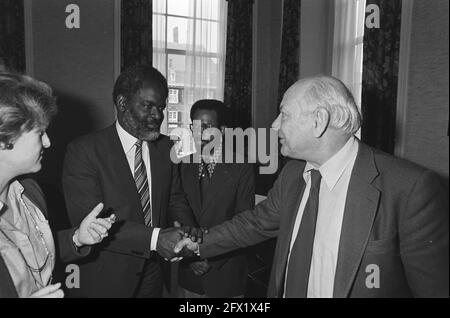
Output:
[
  {"xmin": 0, "ymin": 0, "xmax": 25, "ymax": 72},
  {"xmin": 361, "ymin": 0, "xmax": 402, "ymax": 154},
  {"xmin": 121, "ymin": 0, "xmax": 153, "ymax": 71},
  {"xmin": 224, "ymin": 0, "xmax": 254, "ymax": 129},
  {"xmin": 258, "ymin": 0, "xmax": 301, "ymax": 196},
  {"xmin": 278, "ymin": 0, "xmax": 301, "ymax": 104}
]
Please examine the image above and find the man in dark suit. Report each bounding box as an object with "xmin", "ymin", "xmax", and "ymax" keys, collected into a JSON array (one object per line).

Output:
[
  {"xmin": 175, "ymin": 76, "xmax": 449, "ymax": 298},
  {"xmin": 62, "ymin": 65, "xmax": 198, "ymax": 298},
  {"xmin": 177, "ymin": 100, "xmax": 254, "ymax": 298}
]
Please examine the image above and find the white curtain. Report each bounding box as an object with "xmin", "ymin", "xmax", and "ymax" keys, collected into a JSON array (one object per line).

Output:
[
  {"xmin": 332, "ymin": 0, "xmax": 366, "ymax": 111},
  {"xmin": 153, "ymin": 0, "xmax": 228, "ymax": 134},
  {"xmin": 153, "ymin": 0, "xmax": 167, "ymax": 77}
]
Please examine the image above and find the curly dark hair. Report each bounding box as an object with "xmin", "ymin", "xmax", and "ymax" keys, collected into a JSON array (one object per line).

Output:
[
  {"xmin": 112, "ymin": 65, "xmax": 168, "ymax": 106},
  {"xmin": 0, "ymin": 71, "xmax": 57, "ymax": 145},
  {"xmin": 190, "ymin": 99, "xmax": 230, "ymax": 127}
]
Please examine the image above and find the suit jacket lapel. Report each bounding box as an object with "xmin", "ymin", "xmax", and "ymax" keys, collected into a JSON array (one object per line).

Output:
[
  {"xmin": 0, "ymin": 256, "xmax": 18, "ymax": 298},
  {"xmin": 200, "ymin": 163, "xmax": 230, "ymax": 215},
  {"xmin": 107, "ymin": 127, "xmax": 143, "ymax": 221},
  {"xmin": 20, "ymin": 179, "xmax": 48, "ymax": 218},
  {"xmin": 184, "ymin": 161, "xmax": 202, "ymax": 217},
  {"xmin": 273, "ymin": 168, "xmax": 307, "ymax": 296},
  {"xmin": 148, "ymin": 140, "xmax": 165, "ymax": 227},
  {"xmin": 333, "ymin": 143, "xmax": 380, "ymax": 297}
]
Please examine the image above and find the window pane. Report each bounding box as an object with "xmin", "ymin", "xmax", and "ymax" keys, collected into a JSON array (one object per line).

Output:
[
  {"xmin": 195, "ymin": 21, "xmax": 220, "ymax": 53},
  {"xmin": 167, "ymin": 53, "xmax": 186, "ymax": 86},
  {"xmin": 153, "ymin": 0, "xmax": 227, "ymax": 134},
  {"xmin": 153, "ymin": 0, "xmax": 166, "ymax": 13},
  {"xmin": 153, "ymin": 14, "xmax": 166, "ymax": 51},
  {"xmin": 167, "ymin": 17, "xmax": 192, "ymax": 49},
  {"xmin": 197, "ymin": 0, "xmax": 221, "ymax": 21},
  {"xmin": 193, "ymin": 56, "xmax": 220, "ymax": 89},
  {"xmin": 168, "ymin": 0, "xmax": 193, "ymax": 17}
]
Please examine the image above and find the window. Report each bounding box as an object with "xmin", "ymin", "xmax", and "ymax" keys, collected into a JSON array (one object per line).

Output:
[
  {"xmin": 168, "ymin": 88, "xmax": 180, "ymax": 104},
  {"xmin": 168, "ymin": 110, "xmax": 179, "ymax": 123},
  {"xmin": 153, "ymin": 0, "xmax": 228, "ymax": 134},
  {"xmin": 332, "ymin": 0, "xmax": 366, "ymax": 111}
]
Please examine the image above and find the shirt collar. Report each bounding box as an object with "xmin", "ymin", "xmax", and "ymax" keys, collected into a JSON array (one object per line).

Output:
[
  {"xmin": 304, "ymin": 137, "xmax": 359, "ymax": 191},
  {"xmin": 0, "ymin": 180, "xmax": 25, "ymax": 220},
  {"xmin": 116, "ymin": 121, "xmax": 138, "ymax": 154}
]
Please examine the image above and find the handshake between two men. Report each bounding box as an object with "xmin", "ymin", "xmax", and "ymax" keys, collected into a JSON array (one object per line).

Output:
[{"xmin": 155, "ymin": 221, "xmax": 207, "ymax": 262}]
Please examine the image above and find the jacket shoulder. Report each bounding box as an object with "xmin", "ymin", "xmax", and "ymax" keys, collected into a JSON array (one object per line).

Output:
[
  {"xmin": 360, "ymin": 144, "xmax": 444, "ymax": 198},
  {"xmin": 370, "ymin": 146, "xmax": 430, "ymax": 179},
  {"xmin": 17, "ymin": 177, "xmax": 48, "ymax": 217},
  {"xmin": 154, "ymin": 134, "xmax": 174, "ymax": 148},
  {"xmin": 68, "ymin": 125, "xmax": 115, "ymax": 149},
  {"xmin": 281, "ymin": 159, "xmax": 306, "ymax": 176}
]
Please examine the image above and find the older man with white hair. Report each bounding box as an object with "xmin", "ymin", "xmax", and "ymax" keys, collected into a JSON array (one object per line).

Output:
[{"xmin": 175, "ymin": 75, "xmax": 449, "ymax": 298}]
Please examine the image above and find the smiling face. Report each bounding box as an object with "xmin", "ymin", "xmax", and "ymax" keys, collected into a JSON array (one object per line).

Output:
[
  {"xmin": 1, "ymin": 128, "xmax": 51, "ymax": 177},
  {"xmin": 272, "ymin": 86, "xmax": 315, "ymax": 160},
  {"xmin": 119, "ymin": 81, "xmax": 166, "ymax": 141}
]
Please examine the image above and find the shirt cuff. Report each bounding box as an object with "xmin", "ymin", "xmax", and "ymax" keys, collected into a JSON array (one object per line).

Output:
[
  {"xmin": 195, "ymin": 245, "xmax": 201, "ymax": 257},
  {"xmin": 150, "ymin": 227, "xmax": 161, "ymax": 251},
  {"xmin": 72, "ymin": 228, "xmax": 91, "ymax": 257}
]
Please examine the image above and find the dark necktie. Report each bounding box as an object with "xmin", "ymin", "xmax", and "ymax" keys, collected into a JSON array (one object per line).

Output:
[
  {"xmin": 134, "ymin": 140, "xmax": 152, "ymax": 226},
  {"xmin": 285, "ymin": 169, "xmax": 322, "ymax": 298}
]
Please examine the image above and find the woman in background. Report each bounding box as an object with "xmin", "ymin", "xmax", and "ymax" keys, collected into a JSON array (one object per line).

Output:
[{"xmin": 0, "ymin": 71, "xmax": 115, "ymax": 298}]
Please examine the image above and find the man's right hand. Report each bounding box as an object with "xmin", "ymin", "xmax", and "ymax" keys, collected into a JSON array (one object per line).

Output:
[
  {"xmin": 174, "ymin": 237, "xmax": 200, "ymax": 255},
  {"xmin": 29, "ymin": 283, "xmax": 64, "ymax": 298},
  {"xmin": 156, "ymin": 227, "xmax": 185, "ymax": 260}
]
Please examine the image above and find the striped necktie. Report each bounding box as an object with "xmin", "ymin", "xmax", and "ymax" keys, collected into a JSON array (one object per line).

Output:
[{"xmin": 134, "ymin": 140, "xmax": 152, "ymax": 226}]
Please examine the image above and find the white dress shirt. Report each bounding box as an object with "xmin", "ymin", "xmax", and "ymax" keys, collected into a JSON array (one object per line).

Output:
[
  {"xmin": 116, "ymin": 121, "xmax": 160, "ymax": 252},
  {"xmin": 284, "ymin": 137, "xmax": 359, "ymax": 298}
]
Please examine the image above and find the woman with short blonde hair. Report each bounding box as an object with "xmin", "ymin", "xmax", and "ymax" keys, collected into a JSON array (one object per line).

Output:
[{"xmin": 0, "ymin": 71, "xmax": 115, "ymax": 298}]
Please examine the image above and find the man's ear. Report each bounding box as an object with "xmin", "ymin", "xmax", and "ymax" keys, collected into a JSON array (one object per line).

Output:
[
  {"xmin": 116, "ymin": 95, "xmax": 127, "ymax": 112},
  {"xmin": 313, "ymin": 107, "xmax": 330, "ymax": 138}
]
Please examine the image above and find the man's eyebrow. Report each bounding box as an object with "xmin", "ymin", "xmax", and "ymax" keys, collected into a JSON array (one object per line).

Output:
[{"xmin": 142, "ymin": 100, "xmax": 161, "ymax": 106}]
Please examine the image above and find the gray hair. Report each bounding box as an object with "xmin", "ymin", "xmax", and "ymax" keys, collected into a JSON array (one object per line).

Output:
[{"xmin": 289, "ymin": 76, "xmax": 362, "ymax": 135}]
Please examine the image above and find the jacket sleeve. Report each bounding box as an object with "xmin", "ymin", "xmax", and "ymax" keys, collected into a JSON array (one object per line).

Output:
[
  {"xmin": 207, "ymin": 163, "xmax": 256, "ymax": 270},
  {"xmin": 234, "ymin": 163, "xmax": 256, "ymax": 214},
  {"xmin": 199, "ymin": 163, "xmax": 284, "ymax": 258},
  {"xmin": 55, "ymin": 228, "xmax": 91, "ymax": 263},
  {"xmin": 0, "ymin": 255, "xmax": 18, "ymax": 298},
  {"xmin": 19, "ymin": 178, "xmax": 92, "ymax": 263},
  {"xmin": 399, "ymin": 170, "xmax": 449, "ymax": 297},
  {"xmin": 167, "ymin": 158, "xmax": 197, "ymax": 228},
  {"xmin": 62, "ymin": 140, "xmax": 153, "ymax": 259}
]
